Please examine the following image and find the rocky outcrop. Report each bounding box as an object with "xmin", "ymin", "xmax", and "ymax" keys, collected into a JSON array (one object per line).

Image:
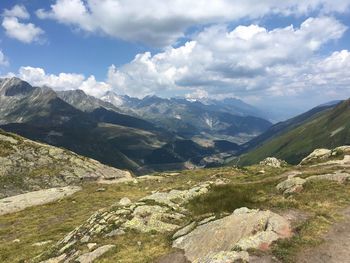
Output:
[
  {"xmin": 300, "ymin": 146, "xmax": 350, "ymax": 165},
  {"xmin": 259, "ymin": 157, "xmax": 287, "ymax": 168},
  {"xmin": 76, "ymin": 245, "xmax": 115, "ymax": 263},
  {"xmin": 276, "ymin": 177, "xmax": 306, "ymax": 194},
  {"xmin": 0, "ymin": 186, "xmax": 81, "ymax": 215},
  {"xmin": 172, "ymin": 207, "xmax": 291, "ymax": 262},
  {"xmin": 276, "ymin": 171, "xmax": 350, "ymax": 194},
  {"xmin": 39, "ymin": 181, "xmax": 218, "ymax": 262},
  {"xmin": 0, "ymin": 130, "xmax": 132, "ymax": 198}
]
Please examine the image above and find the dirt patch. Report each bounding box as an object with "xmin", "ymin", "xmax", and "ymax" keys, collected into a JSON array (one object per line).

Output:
[{"xmin": 297, "ymin": 206, "xmax": 350, "ymax": 263}]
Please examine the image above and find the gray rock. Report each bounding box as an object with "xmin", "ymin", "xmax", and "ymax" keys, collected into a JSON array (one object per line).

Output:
[
  {"xmin": 300, "ymin": 148, "xmax": 332, "ymax": 165},
  {"xmin": 173, "ymin": 222, "xmax": 197, "ymax": 239},
  {"xmin": 259, "ymin": 157, "xmax": 287, "ymax": 168},
  {"xmin": 119, "ymin": 197, "xmax": 132, "ymax": 206},
  {"xmin": 76, "ymin": 245, "xmax": 115, "ymax": 263},
  {"xmin": 173, "ymin": 208, "xmax": 291, "ymax": 262},
  {"xmin": 276, "ymin": 177, "xmax": 306, "ymax": 194},
  {"xmin": 197, "ymin": 251, "xmax": 249, "ymax": 263}
]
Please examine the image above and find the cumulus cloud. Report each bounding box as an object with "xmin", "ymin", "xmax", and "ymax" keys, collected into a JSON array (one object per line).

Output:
[
  {"xmin": 17, "ymin": 66, "xmax": 111, "ymax": 97},
  {"xmin": 106, "ymin": 17, "xmax": 347, "ymax": 98},
  {"xmin": 3, "ymin": 5, "xmax": 30, "ymax": 19},
  {"xmin": 2, "ymin": 5, "xmax": 44, "ymax": 43},
  {"xmin": 36, "ymin": 0, "xmax": 350, "ymax": 46}
]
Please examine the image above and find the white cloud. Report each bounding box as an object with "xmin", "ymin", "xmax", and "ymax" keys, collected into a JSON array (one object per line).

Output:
[
  {"xmin": 2, "ymin": 5, "xmax": 30, "ymax": 19},
  {"xmin": 17, "ymin": 66, "xmax": 111, "ymax": 97},
  {"xmin": 0, "ymin": 50, "xmax": 8, "ymax": 66},
  {"xmin": 36, "ymin": 0, "xmax": 350, "ymax": 46},
  {"xmin": 106, "ymin": 17, "xmax": 347, "ymax": 98},
  {"xmin": 2, "ymin": 5, "xmax": 44, "ymax": 44}
]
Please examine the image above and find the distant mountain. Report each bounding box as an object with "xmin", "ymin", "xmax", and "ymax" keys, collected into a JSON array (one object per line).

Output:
[
  {"xmin": 100, "ymin": 93, "xmax": 272, "ymax": 144},
  {"xmin": 238, "ymin": 99, "xmax": 349, "ymax": 165},
  {"xmin": 57, "ymin": 89, "xmax": 122, "ymax": 113},
  {"xmin": 0, "ymin": 78, "xmax": 165, "ymax": 172},
  {"xmin": 0, "ymin": 77, "xmax": 251, "ymax": 174}
]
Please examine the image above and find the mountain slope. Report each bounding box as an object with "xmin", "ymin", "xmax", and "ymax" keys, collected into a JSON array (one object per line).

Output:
[
  {"xmin": 239, "ymin": 99, "xmax": 350, "ymax": 165},
  {"xmin": 241, "ymin": 102, "xmax": 340, "ymax": 152},
  {"xmin": 0, "ymin": 129, "xmax": 131, "ymax": 198}
]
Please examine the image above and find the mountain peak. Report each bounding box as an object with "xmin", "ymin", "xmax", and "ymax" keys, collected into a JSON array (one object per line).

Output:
[{"xmin": 0, "ymin": 77, "xmax": 35, "ymax": 97}]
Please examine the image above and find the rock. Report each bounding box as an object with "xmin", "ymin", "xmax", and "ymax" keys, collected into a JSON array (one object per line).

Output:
[
  {"xmin": 105, "ymin": 229, "xmax": 125, "ymax": 237},
  {"xmin": 156, "ymin": 250, "xmax": 190, "ymax": 263},
  {"xmin": 80, "ymin": 235, "xmax": 90, "ymax": 243},
  {"xmin": 76, "ymin": 245, "xmax": 115, "ymax": 263},
  {"xmin": 173, "ymin": 208, "xmax": 291, "ymax": 262},
  {"xmin": 198, "ymin": 216, "xmax": 216, "ymax": 225},
  {"xmin": 119, "ymin": 197, "xmax": 132, "ymax": 206},
  {"xmin": 141, "ymin": 182, "xmax": 210, "ymax": 208},
  {"xmin": 123, "ymin": 205, "xmax": 181, "ymax": 233},
  {"xmin": 197, "ymin": 251, "xmax": 249, "ymax": 263},
  {"xmin": 173, "ymin": 222, "xmax": 197, "ymax": 239},
  {"xmin": 87, "ymin": 243, "xmax": 97, "ymax": 250},
  {"xmin": 306, "ymin": 172, "xmax": 350, "ymax": 184},
  {"xmin": 32, "ymin": 240, "xmax": 52, "ymax": 247},
  {"xmin": 12, "ymin": 239, "xmax": 20, "ymax": 243},
  {"xmin": 96, "ymin": 188, "xmax": 106, "ymax": 192},
  {"xmin": 300, "ymin": 148, "xmax": 332, "ymax": 165},
  {"xmin": 276, "ymin": 177, "xmax": 306, "ymax": 194},
  {"xmin": 0, "ymin": 186, "xmax": 82, "ymax": 216},
  {"xmin": 259, "ymin": 157, "xmax": 287, "ymax": 168},
  {"xmin": 40, "ymin": 254, "xmax": 67, "ymax": 263}
]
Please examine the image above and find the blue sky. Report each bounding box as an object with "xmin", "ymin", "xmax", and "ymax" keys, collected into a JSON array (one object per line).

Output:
[{"xmin": 0, "ymin": 0, "xmax": 350, "ymax": 119}]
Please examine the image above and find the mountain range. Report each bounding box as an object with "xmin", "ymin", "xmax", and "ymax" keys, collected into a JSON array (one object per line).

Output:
[{"xmin": 0, "ymin": 77, "xmax": 272, "ymax": 173}]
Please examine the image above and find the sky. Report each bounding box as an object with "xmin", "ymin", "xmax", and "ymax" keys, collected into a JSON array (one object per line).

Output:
[{"xmin": 0, "ymin": 0, "xmax": 350, "ymax": 118}]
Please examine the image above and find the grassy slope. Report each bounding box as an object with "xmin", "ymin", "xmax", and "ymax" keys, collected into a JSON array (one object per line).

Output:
[
  {"xmin": 1, "ymin": 163, "xmax": 350, "ymax": 262},
  {"xmin": 238, "ymin": 99, "xmax": 350, "ymax": 166}
]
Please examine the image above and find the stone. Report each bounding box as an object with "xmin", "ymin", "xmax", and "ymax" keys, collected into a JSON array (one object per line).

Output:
[
  {"xmin": 32, "ymin": 240, "xmax": 52, "ymax": 247},
  {"xmin": 259, "ymin": 157, "xmax": 287, "ymax": 168},
  {"xmin": 198, "ymin": 216, "xmax": 216, "ymax": 225},
  {"xmin": 106, "ymin": 229, "xmax": 125, "ymax": 237},
  {"xmin": 196, "ymin": 251, "xmax": 249, "ymax": 263},
  {"xmin": 173, "ymin": 208, "xmax": 291, "ymax": 262},
  {"xmin": 172, "ymin": 222, "xmax": 197, "ymax": 239},
  {"xmin": 0, "ymin": 186, "xmax": 82, "ymax": 216},
  {"xmin": 276, "ymin": 177, "xmax": 306, "ymax": 194},
  {"xmin": 119, "ymin": 197, "xmax": 132, "ymax": 206},
  {"xmin": 40, "ymin": 254, "xmax": 67, "ymax": 263},
  {"xmin": 123, "ymin": 205, "xmax": 180, "ymax": 233},
  {"xmin": 87, "ymin": 243, "xmax": 97, "ymax": 250},
  {"xmin": 76, "ymin": 245, "xmax": 115, "ymax": 263},
  {"xmin": 300, "ymin": 148, "xmax": 332, "ymax": 165},
  {"xmin": 96, "ymin": 188, "xmax": 106, "ymax": 192},
  {"xmin": 306, "ymin": 172, "xmax": 350, "ymax": 184}
]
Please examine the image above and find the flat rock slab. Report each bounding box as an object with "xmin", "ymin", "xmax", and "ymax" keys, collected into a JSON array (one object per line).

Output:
[
  {"xmin": 76, "ymin": 245, "xmax": 115, "ymax": 263},
  {"xmin": 0, "ymin": 186, "xmax": 81, "ymax": 215},
  {"xmin": 173, "ymin": 208, "xmax": 291, "ymax": 262}
]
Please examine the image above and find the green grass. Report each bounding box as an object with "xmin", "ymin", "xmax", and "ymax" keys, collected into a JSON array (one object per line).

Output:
[
  {"xmin": 1, "ymin": 165, "xmax": 350, "ymax": 262},
  {"xmin": 239, "ymin": 99, "xmax": 350, "ymax": 166}
]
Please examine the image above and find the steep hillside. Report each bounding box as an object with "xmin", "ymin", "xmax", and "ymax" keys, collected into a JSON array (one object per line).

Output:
[
  {"xmin": 0, "ymin": 129, "xmax": 131, "ymax": 198},
  {"xmin": 242, "ymin": 102, "xmax": 339, "ymax": 152},
  {"xmin": 239, "ymin": 99, "xmax": 350, "ymax": 165}
]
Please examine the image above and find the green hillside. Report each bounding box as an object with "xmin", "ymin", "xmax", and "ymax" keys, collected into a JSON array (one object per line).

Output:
[{"xmin": 239, "ymin": 99, "xmax": 350, "ymax": 165}]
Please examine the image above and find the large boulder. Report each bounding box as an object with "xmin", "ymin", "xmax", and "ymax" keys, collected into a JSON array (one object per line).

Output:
[
  {"xmin": 172, "ymin": 207, "xmax": 291, "ymax": 262},
  {"xmin": 276, "ymin": 177, "xmax": 306, "ymax": 194},
  {"xmin": 259, "ymin": 157, "xmax": 287, "ymax": 168},
  {"xmin": 300, "ymin": 148, "xmax": 332, "ymax": 165}
]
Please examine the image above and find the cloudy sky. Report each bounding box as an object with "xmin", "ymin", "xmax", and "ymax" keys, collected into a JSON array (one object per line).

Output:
[{"xmin": 0, "ymin": 0, "xmax": 350, "ymax": 118}]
